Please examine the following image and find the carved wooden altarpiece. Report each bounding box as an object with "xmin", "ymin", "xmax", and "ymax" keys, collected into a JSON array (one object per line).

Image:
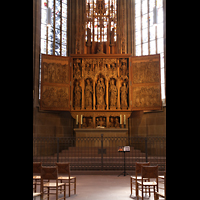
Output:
[{"xmin": 40, "ymin": 53, "xmax": 162, "ymax": 129}]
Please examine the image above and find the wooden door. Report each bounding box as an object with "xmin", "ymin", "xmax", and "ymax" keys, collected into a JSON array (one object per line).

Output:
[
  {"xmin": 40, "ymin": 54, "xmax": 71, "ymax": 111},
  {"xmin": 129, "ymin": 54, "xmax": 162, "ymax": 111}
]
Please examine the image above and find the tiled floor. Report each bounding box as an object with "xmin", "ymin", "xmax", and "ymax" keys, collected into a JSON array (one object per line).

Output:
[{"xmin": 34, "ymin": 175, "xmax": 164, "ymax": 200}]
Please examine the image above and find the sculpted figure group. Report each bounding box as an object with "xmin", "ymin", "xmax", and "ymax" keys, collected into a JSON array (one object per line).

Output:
[
  {"xmin": 73, "ymin": 79, "xmax": 128, "ymax": 110},
  {"xmin": 73, "ymin": 58, "xmax": 129, "ymax": 110},
  {"xmin": 81, "ymin": 116, "xmax": 120, "ymax": 128}
]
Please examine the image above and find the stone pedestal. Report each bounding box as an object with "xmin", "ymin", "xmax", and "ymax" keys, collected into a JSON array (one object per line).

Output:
[{"xmin": 74, "ymin": 128, "xmax": 128, "ymax": 147}]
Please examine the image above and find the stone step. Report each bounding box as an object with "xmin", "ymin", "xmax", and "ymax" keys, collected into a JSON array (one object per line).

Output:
[{"xmin": 54, "ymin": 149, "xmax": 145, "ymax": 157}]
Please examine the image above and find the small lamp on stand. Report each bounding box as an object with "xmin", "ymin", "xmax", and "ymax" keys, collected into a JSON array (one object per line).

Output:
[
  {"xmin": 153, "ymin": 5, "xmax": 157, "ymax": 26},
  {"xmin": 47, "ymin": 7, "xmax": 51, "ymax": 27}
]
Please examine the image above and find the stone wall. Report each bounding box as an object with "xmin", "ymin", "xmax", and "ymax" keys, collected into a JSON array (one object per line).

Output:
[{"xmin": 129, "ymin": 107, "xmax": 166, "ymax": 137}]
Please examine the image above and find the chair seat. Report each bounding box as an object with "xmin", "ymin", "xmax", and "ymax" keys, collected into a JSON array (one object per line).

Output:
[
  {"xmin": 58, "ymin": 176, "xmax": 75, "ymax": 180},
  {"xmin": 137, "ymin": 181, "xmax": 157, "ymax": 186},
  {"xmin": 33, "ymin": 193, "xmax": 41, "ymax": 197},
  {"xmin": 43, "ymin": 182, "xmax": 65, "ymax": 187},
  {"xmin": 33, "ymin": 175, "xmax": 41, "ymax": 179},
  {"xmin": 131, "ymin": 176, "xmax": 148, "ymax": 180},
  {"xmin": 156, "ymin": 191, "xmax": 165, "ymax": 198}
]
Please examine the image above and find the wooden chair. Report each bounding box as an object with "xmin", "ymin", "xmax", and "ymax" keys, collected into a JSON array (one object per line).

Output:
[
  {"xmin": 130, "ymin": 162, "xmax": 150, "ymax": 197},
  {"xmin": 33, "ymin": 192, "xmax": 41, "ymax": 200},
  {"xmin": 56, "ymin": 162, "xmax": 76, "ymax": 197},
  {"xmin": 41, "ymin": 166, "xmax": 66, "ymax": 200},
  {"xmin": 137, "ymin": 165, "xmax": 158, "ymax": 200},
  {"xmin": 155, "ymin": 171, "xmax": 166, "ymax": 200},
  {"xmin": 33, "ymin": 162, "xmax": 42, "ymax": 193}
]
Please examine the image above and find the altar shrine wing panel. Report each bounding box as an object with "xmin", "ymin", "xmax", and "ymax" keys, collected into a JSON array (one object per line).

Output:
[
  {"xmin": 130, "ymin": 54, "xmax": 162, "ymax": 111},
  {"xmin": 40, "ymin": 54, "xmax": 71, "ymax": 111}
]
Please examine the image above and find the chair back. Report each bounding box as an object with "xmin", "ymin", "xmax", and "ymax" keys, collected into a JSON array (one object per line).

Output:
[
  {"xmin": 56, "ymin": 162, "xmax": 70, "ymax": 177},
  {"xmin": 164, "ymin": 171, "xmax": 166, "ymax": 198},
  {"xmin": 41, "ymin": 166, "xmax": 58, "ymax": 180},
  {"xmin": 135, "ymin": 162, "xmax": 150, "ymax": 176},
  {"xmin": 141, "ymin": 165, "xmax": 158, "ymax": 179},
  {"xmin": 33, "ymin": 162, "xmax": 42, "ymax": 175}
]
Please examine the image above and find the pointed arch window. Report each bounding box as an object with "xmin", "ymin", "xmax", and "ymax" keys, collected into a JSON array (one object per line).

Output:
[
  {"xmin": 135, "ymin": 0, "xmax": 165, "ymax": 104},
  {"xmin": 85, "ymin": 0, "xmax": 117, "ymax": 42},
  {"xmin": 40, "ymin": 0, "xmax": 67, "ymax": 56}
]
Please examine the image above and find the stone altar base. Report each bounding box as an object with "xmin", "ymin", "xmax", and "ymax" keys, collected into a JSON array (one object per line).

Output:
[{"xmin": 74, "ymin": 128, "xmax": 128, "ymax": 147}]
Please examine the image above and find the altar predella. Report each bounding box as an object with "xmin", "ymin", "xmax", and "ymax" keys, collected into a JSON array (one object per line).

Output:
[{"xmin": 40, "ymin": 0, "xmax": 162, "ymax": 129}]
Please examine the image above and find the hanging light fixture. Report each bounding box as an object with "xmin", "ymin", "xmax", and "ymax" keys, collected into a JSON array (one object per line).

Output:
[
  {"xmin": 153, "ymin": 6, "xmax": 157, "ymax": 26},
  {"xmin": 153, "ymin": 0, "xmax": 158, "ymax": 26},
  {"xmin": 47, "ymin": 7, "xmax": 51, "ymax": 27}
]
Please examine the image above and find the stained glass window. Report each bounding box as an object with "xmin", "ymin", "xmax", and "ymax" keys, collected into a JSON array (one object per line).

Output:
[
  {"xmin": 86, "ymin": 0, "xmax": 117, "ymax": 42},
  {"xmin": 40, "ymin": 0, "xmax": 67, "ymax": 56},
  {"xmin": 135, "ymin": 0, "xmax": 165, "ymax": 104},
  {"xmin": 40, "ymin": 0, "xmax": 67, "ymax": 99}
]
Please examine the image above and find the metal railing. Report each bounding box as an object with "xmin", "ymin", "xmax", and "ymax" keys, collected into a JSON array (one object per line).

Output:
[{"xmin": 33, "ymin": 135, "xmax": 166, "ymax": 171}]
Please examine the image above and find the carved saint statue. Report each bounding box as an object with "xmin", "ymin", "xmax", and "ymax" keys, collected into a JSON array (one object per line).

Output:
[
  {"xmin": 109, "ymin": 79, "xmax": 117, "ymax": 108},
  {"xmin": 121, "ymin": 62, "xmax": 127, "ymax": 76},
  {"xmin": 96, "ymin": 78, "xmax": 105, "ymax": 106},
  {"xmin": 73, "ymin": 63, "xmax": 81, "ymax": 79},
  {"xmin": 82, "ymin": 117, "xmax": 87, "ymax": 128},
  {"xmin": 120, "ymin": 82, "xmax": 128, "ymax": 108},
  {"xmin": 109, "ymin": 117, "xmax": 115, "ymax": 128},
  {"xmin": 97, "ymin": 117, "xmax": 106, "ymax": 127},
  {"xmin": 74, "ymin": 81, "xmax": 81, "ymax": 108},
  {"xmin": 85, "ymin": 79, "xmax": 93, "ymax": 107},
  {"xmin": 115, "ymin": 117, "xmax": 120, "ymax": 128},
  {"xmin": 87, "ymin": 118, "xmax": 93, "ymax": 128}
]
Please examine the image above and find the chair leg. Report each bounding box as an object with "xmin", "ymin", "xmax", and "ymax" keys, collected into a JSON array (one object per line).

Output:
[
  {"xmin": 154, "ymin": 191, "xmax": 157, "ymax": 200},
  {"xmin": 130, "ymin": 178, "xmax": 132, "ymax": 195},
  {"xmin": 142, "ymin": 184, "xmax": 143, "ymax": 200},
  {"xmin": 69, "ymin": 179, "xmax": 71, "ymax": 197},
  {"xmin": 64, "ymin": 184, "xmax": 66, "ymax": 199},
  {"xmin": 136, "ymin": 181, "xmax": 138, "ymax": 197},
  {"xmin": 56, "ymin": 186, "xmax": 58, "ymax": 200},
  {"xmin": 48, "ymin": 187, "xmax": 50, "ymax": 200},
  {"xmin": 74, "ymin": 177, "xmax": 76, "ymax": 194},
  {"xmin": 148, "ymin": 179, "xmax": 150, "ymax": 197}
]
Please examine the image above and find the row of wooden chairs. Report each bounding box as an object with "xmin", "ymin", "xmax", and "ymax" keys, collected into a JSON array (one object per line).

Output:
[
  {"xmin": 33, "ymin": 162, "xmax": 76, "ymax": 200},
  {"xmin": 130, "ymin": 162, "xmax": 166, "ymax": 200}
]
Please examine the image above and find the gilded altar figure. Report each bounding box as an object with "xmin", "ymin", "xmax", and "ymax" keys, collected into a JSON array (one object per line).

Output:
[
  {"xmin": 74, "ymin": 81, "xmax": 81, "ymax": 109},
  {"xmin": 85, "ymin": 79, "xmax": 93, "ymax": 108},
  {"xmin": 109, "ymin": 117, "xmax": 115, "ymax": 128},
  {"xmin": 97, "ymin": 117, "xmax": 106, "ymax": 127},
  {"xmin": 82, "ymin": 117, "xmax": 87, "ymax": 128},
  {"xmin": 121, "ymin": 62, "xmax": 127, "ymax": 76},
  {"xmin": 96, "ymin": 78, "xmax": 105, "ymax": 106},
  {"xmin": 120, "ymin": 82, "xmax": 128, "ymax": 108},
  {"xmin": 109, "ymin": 79, "xmax": 117, "ymax": 108},
  {"xmin": 87, "ymin": 118, "xmax": 93, "ymax": 128},
  {"xmin": 73, "ymin": 63, "xmax": 81, "ymax": 79},
  {"xmin": 115, "ymin": 117, "xmax": 120, "ymax": 128}
]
